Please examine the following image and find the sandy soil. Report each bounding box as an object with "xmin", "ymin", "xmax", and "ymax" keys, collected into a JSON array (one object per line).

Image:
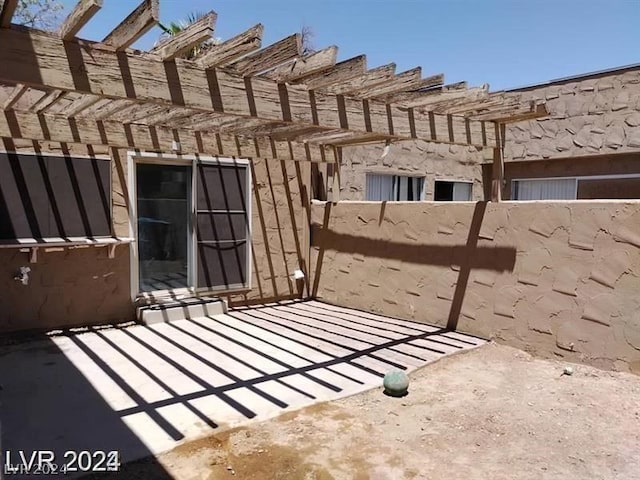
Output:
[{"xmin": 99, "ymin": 343, "xmax": 640, "ymax": 480}]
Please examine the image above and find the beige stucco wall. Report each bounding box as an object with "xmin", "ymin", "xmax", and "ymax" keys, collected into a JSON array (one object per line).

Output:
[
  {"xmin": 503, "ymin": 67, "xmax": 640, "ymax": 161},
  {"xmin": 310, "ymin": 200, "xmax": 640, "ymax": 373},
  {"xmin": 1, "ymin": 141, "xmax": 308, "ymax": 333},
  {"xmin": 337, "ymin": 140, "xmax": 488, "ymax": 201}
]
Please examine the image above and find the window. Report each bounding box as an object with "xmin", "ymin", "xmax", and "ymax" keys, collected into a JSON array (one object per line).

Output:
[
  {"xmin": 512, "ymin": 175, "xmax": 640, "ymax": 200},
  {"xmin": 366, "ymin": 173, "xmax": 424, "ymax": 201},
  {"xmin": 0, "ymin": 152, "xmax": 111, "ymax": 240},
  {"xmin": 434, "ymin": 180, "xmax": 473, "ymax": 201}
]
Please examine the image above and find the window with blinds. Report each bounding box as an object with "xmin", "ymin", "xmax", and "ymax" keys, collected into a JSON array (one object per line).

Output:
[
  {"xmin": 0, "ymin": 152, "xmax": 111, "ymax": 240},
  {"xmin": 512, "ymin": 178, "xmax": 577, "ymax": 200},
  {"xmin": 434, "ymin": 180, "xmax": 473, "ymax": 201},
  {"xmin": 365, "ymin": 173, "xmax": 424, "ymax": 201},
  {"xmin": 195, "ymin": 161, "xmax": 250, "ymax": 290}
]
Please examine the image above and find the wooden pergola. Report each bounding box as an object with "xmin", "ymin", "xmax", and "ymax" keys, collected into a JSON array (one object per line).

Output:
[{"xmin": 0, "ymin": 0, "xmax": 548, "ymax": 201}]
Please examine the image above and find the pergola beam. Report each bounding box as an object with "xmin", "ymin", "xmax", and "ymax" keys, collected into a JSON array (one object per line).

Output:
[
  {"xmin": 0, "ymin": 0, "xmax": 18, "ymax": 28},
  {"xmin": 226, "ymin": 33, "xmax": 302, "ymax": 76},
  {"xmin": 196, "ymin": 23, "xmax": 263, "ymax": 68},
  {"xmin": 0, "ymin": 27, "xmax": 497, "ymax": 148},
  {"xmin": 0, "ymin": 109, "xmax": 338, "ymax": 163},
  {"xmin": 31, "ymin": 90, "xmax": 67, "ymax": 113},
  {"xmin": 2, "ymin": 83, "xmax": 28, "ymax": 110},
  {"xmin": 59, "ymin": 0, "xmax": 103, "ymax": 41},
  {"xmin": 319, "ymin": 63, "xmax": 396, "ymax": 95},
  {"xmin": 262, "ymin": 46, "xmax": 338, "ymax": 82},
  {"xmin": 294, "ymin": 55, "xmax": 367, "ymax": 89},
  {"xmin": 102, "ymin": 0, "xmax": 159, "ymax": 50},
  {"xmin": 351, "ymin": 66, "xmax": 423, "ymax": 98},
  {"xmin": 150, "ymin": 11, "xmax": 217, "ymax": 61},
  {"xmin": 60, "ymin": 93, "xmax": 102, "ymax": 117}
]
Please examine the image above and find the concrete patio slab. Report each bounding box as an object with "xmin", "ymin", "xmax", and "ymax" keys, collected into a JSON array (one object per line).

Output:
[{"xmin": 0, "ymin": 300, "xmax": 485, "ymax": 476}]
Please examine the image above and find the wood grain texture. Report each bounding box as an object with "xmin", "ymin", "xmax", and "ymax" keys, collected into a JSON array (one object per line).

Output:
[
  {"xmin": 102, "ymin": 0, "xmax": 159, "ymax": 50},
  {"xmin": 0, "ymin": 109, "xmax": 337, "ymax": 163},
  {"xmin": 319, "ymin": 63, "xmax": 396, "ymax": 95},
  {"xmin": 295, "ymin": 55, "xmax": 367, "ymax": 89},
  {"xmin": 150, "ymin": 11, "xmax": 216, "ymax": 60},
  {"xmin": 197, "ymin": 23, "xmax": 263, "ymax": 68},
  {"xmin": 59, "ymin": 0, "xmax": 103, "ymax": 40},
  {"xmin": 31, "ymin": 90, "xmax": 67, "ymax": 113},
  {"xmin": 2, "ymin": 83, "xmax": 28, "ymax": 110},
  {"xmin": 0, "ymin": 27, "xmax": 498, "ymax": 147},
  {"xmin": 60, "ymin": 93, "xmax": 102, "ymax": 117},
  {"xmin": 226, "ymin": 33, "xmax": 302, "ymax": 76},
  {"xmin": 350, "ymin": 67, "xmax": 423, "ymax": 99},
  {"xmin": 262, "ymin": 46, "xmax": 338, "ymax": 82}
]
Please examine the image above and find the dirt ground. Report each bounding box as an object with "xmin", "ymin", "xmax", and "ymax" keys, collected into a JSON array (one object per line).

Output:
[{"xmin": 101, "ymin": 343, "xmax": 640, "ymax": 480}]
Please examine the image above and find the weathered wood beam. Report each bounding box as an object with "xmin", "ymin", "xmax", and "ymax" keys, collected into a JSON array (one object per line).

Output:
[
  {"xmin": 0, "ymin": 109, "xmax": 338, "ymax": 163},
  {"xmin": 351, "ymin": 66, "xmax": 422, "ymax": 99},
  {"xmin": 31, "ymin": 90, "xmax": 67, "ymax": 113},
  {"xmin": 2, "ymin": 83, "xmax": 28, "ymax": 110},
  {"xmin": 383, "ymin": 80, "xmax": 470, "ymax": 105},
  {"xmin": 196, "ymin": 23, "xmax": 263, "ymax": 68},
  {"xmin": 102, "ymin": 0, "xmax": 159, "ymax": 50},
  {"xmin": 262, "ymin": 46, "xmax": 338, "ymax": 82},
  {"xmin": 319, "ymin": 63, "xmax": 396, "ymax": 95},
  {"xmin": 60, "ymin": 93, "xmax": 102, "ymax": 117},
  {"xmin": 150, "ymin": 11, "xmax": 216, "ymax": 61},
  {"xmin": 0, "ymin": 27, "xmax": 494, "ymax": 148},
  {"xmin": 59, "ymin": 0, "xmax": 103, "ymax": 40},
  {"xmin": 472, "ymin": 102, "xmax": 549, "ymax": 123},
  {"xmin": 141, "ymin": 106, "xmax": 195, "ymax": 126},
  {"xmin": 0, "ymin": 0, "xmax": 18, "ymax": 28},
  {"xmin": 91, "ymin": 99, "xmax": 137, "ymax": 120},
  {"xmin": 294, "ymin": 55, "xmax": 367, "ymax": 89},
  {"xmin": 226, "ymin": 33, "xmax": 302, "ymax": 76},
  {"xmin": 395, "ymin": 84, "xmax": 489, "ymax": 108}
]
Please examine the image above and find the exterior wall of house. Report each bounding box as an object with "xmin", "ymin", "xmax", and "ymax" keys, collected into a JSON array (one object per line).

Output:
[
  {"xmin": 0, "ymin": 140, "xmax": 308, "ymax": 333},
  {"xmin": 310, "ymin": 200, "xmax": 640, "ymax": 373},
  {"xmin": 503, "ymin": 67, "xmax": 640, "ymax": 162},
  {"xmin": 336, "ymin": 140, "xmax": 488, "ymax": 201}
]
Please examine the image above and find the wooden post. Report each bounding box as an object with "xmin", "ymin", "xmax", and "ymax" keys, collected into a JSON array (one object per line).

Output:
[
  {"xmin": 331, "ymin": 146, "xmax": 341, "ymax": 202},
  {"xmin": 490, "ymin": 122, "xmax": 505, "ymax": 202}
]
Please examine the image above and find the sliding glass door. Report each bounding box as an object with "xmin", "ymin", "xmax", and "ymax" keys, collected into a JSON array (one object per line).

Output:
[{"xmin": 136, "ymin": 163, "xmax": 192, "ymax": 292}]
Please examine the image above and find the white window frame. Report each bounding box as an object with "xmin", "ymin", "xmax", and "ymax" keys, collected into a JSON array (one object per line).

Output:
[
  {"xmin": 127, "ymin": 151, "xmax": 252, "ymax": 302},
  {"xmin": 511, "ymin": 173, "xmax": 640, "ymax": 201},
  {"xmin": 433, "ymin": 178, "xmax": 474, "ymax": 202}
]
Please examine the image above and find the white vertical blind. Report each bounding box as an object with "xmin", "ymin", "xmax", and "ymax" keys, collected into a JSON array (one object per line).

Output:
[
  {"xmin": 452, "ymin": 182, "xmax": 472, "ymax": 201},
  {"xmin": 514, "ymin": 178, "xmax": 577, "ymax": 200},
  {"xmin": 366, "ymin": 174, "xmax": 424, "ymax": 201}
]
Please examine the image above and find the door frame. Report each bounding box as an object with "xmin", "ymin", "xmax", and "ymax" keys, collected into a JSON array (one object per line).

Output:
[{"xmin": 127, "ymin": 151, "xmax": 252, "ymax": 302}]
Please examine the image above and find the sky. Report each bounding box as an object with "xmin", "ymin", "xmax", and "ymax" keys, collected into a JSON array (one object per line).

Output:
[{"xmin": 60, "ymin": 0, "xmax": 640, "ymax": 91}]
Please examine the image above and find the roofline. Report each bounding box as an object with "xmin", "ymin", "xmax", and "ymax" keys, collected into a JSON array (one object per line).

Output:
[{"xmin": 504, "ymin": 62, "xmax": 640, "ymax": 92}]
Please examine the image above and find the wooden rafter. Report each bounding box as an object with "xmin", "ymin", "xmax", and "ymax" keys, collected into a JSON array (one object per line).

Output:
[
  {"xmin": 102, "ymin": 0, "xmax": 159, "ymax": 50},
  {"xmin": 0, "ymin": 109, "xmax": 338, "ymax": 164},
  {"xmin": 320, "ymin": 63, "xmax": 396, "ymax": 95},
  {"xmin": 226, "ymin": 33, "xmax": 302, "ymax": 76},
  {"xmin": 196, "ymin": 23, "xmax": 263, "ymax": 68},
  {"xmin": 351, "ymin": 67, "xmax": 422, "ymax": 98},
  {"xmin": 394, "ymin": 84, "xmax": 489, "ymax": 108},
  {"xmin": 294, "ymin": 55, "xmax": 367, "ymax": 89},
  {"xmin": 262, "ymin": 46, "xmax": 338, "ymax": 82},
  {"xmin": 60, "ymin": 94, "xmax": 102, "ymax": 117},
  {"xmin": 2, "ymin": 83, "xmax": 28, "ymax": 110},
  {"xmin": 91, "ymin": 99, "xmax": 136, "ymax": 120},
  {"xmin": 472, "ymin": 102, "xmax": 549, "ymax": 123},
  {"xmin": 59, "ymin": 0, "xmax": 103, "ymax": 41},
  {"xmin": 150, "ymin": 11, "xmax": 216, "ymax": 61},
  {"xmin": 0, "ymin": 0, "xmax": 17, "ymax": 28},
  {"xmin": 142, "ymin": 106, "xmax": 195, "ymax": 126},
  {"xmin": 31, "ymin": 90, "xmax": 67, "ymax": 113},
  {"xmin": 0, "ymin": 27, "xmax": 509, "ymax": 148}
]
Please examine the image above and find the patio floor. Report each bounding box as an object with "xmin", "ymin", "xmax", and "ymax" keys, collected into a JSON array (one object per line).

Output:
[{"xmin": 0, "ymin": 300, "xmax": 484, "ymax": 471}]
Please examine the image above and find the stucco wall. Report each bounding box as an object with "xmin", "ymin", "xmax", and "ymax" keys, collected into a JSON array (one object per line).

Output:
[
  {"xmin": 504, "ymin": 67, "xmax": 640, "ymax": 161},
  {"xmin": 1, "ymin": 141, "xmax": 308, "ymax": 333},
  {"xmin": 310, "ymin": 200, "xmax": 640, "ymax": 373},
  {"xmin": 337, "ymin": 140, "xmax": 488, "ymax": 201}
]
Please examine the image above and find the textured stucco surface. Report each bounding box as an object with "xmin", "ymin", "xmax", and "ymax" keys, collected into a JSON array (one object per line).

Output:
[
  {"xmin": 503, "ymin": 68, "xmax": 640, "ymax": 161},
  {"xmin": 310, "ymin": 200, "xmax": 640, "ymax": 373},
  {"xmin": 1, "ymin": 143, "xmax": 308, "ymax": 332},
  {"xmin": 337, "ymin": 140, "xmax": 488, "ymax": 201},
  {"xmin": 0, "ymin": 247, "xmax": 134, "ymax": 332}
]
